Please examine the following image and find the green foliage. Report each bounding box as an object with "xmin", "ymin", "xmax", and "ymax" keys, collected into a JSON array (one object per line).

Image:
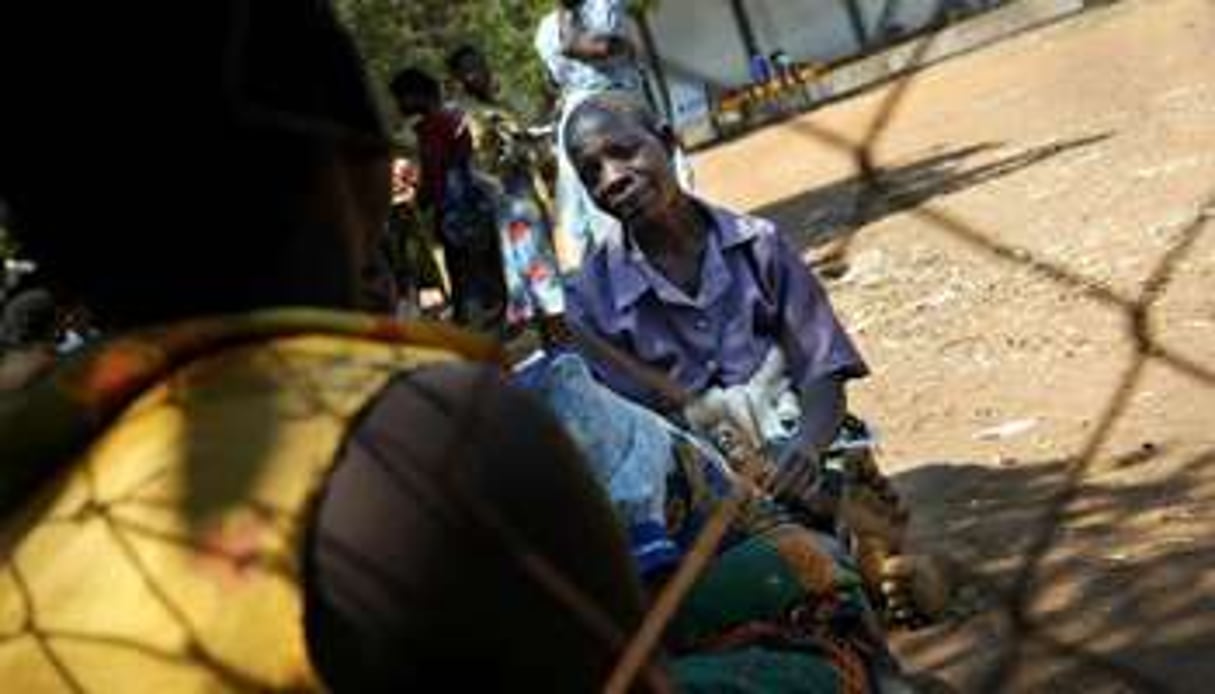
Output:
[
  {"xmin": 626, "ymin": 0, "xmax": 661, "ymax": 17},
  {"xmin": 333, "ymin": 0, "xmax": 555, "ymax": 120}
]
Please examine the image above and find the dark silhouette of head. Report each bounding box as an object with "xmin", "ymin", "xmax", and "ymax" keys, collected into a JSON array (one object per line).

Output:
[
  {"xmin": 0, "ymin": 0, "xmax": 392, "ymax": 328},
  {"xmin": 2, "ymin": 288, "xmax": 56, "ymax": 347},
  {"xmin": 389, "ymin": 67, "xmax": 443, "ymax": 119},
  {"xmin": 447, "ymin": 44, "xmax": 496, "ymax": 101}
]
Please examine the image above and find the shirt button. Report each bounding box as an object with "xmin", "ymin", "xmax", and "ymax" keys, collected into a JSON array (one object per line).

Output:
[
  {"xmin": 706, "ymin": 360, "xmax": 719, "ymax": 373},
  {"xmin": 694, "ymin": 317, "xmax": 710, "ymax": 331}
]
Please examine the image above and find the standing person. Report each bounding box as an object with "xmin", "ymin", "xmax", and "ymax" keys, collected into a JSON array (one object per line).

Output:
[
  {"xmin": 770, "ymin": 49, "xmax": 793, "ymax": 85},
  {"xmin": 750, "ymin": 51, "xmax": 773, "ymax": 86},
  {"xmin": 770, "ymin": 49, "xmax": 814, "ymax": 111},
  {"xmin": 749, "ymin": 51, "xmax": 783, "ymax": 116},
  {"xmin": 446, "ymin": 45, "xmax": 567, "ymax": 338},
  {"xmin": 388, "ymin": 67, "xmax": 507, "ymax": 331},
  {"xmin": 535, "ymin": 0, "xmax": 644, "ymax": 100},
  {"xmin": 386, "ymin": 155, "xmax": 450, "ymax": 319},
  {"xmin": 0, "ymin": 3, "xmax": 655, "ymax": 691},
  {"xmin": 0, "ymin": 287, "xmax": 58, "ymax": 389}
]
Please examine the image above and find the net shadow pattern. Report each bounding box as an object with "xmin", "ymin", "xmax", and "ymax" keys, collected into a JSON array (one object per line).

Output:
[{"xmin": 4, "ymin": 2, "xmax": 1212, "ymax": 692}]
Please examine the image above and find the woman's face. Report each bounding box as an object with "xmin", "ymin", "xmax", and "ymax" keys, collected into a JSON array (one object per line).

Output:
[{"xmin": 565, "ymin": 106, "xmax": 680, "ymax": 226}]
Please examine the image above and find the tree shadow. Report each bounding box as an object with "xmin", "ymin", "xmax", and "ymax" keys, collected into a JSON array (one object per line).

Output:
[
  {"xmin": 750, "ymin": 133, "xmax": 1114, "ymax": 251},
  {"xmin": 889, "ymin": 445, "xmax": 1215, "ymax": 693}
]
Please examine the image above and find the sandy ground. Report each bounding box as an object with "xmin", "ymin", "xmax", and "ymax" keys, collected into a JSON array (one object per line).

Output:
[{"xmin": 692, "ymin": 1, "xmax": 1215, "ymax": 690}]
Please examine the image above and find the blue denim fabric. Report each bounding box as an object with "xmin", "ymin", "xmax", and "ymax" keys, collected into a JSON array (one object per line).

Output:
[{"xmin": 515, "ymin": 352, "xmax": 680, "ymax": 574}]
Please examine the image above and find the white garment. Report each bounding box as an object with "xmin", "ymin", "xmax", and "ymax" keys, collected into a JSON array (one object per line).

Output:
[
  {"xmin": 533, "ymin": 4, "xmax": 641, "ymax": 95},
  {"xmin": 683, "ymin": 346, "xmax": 803, "ymax": 456}
]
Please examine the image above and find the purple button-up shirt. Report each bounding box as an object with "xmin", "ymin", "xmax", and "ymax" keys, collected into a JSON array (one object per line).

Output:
[{"xmin": 567, "ymin": 201, "xmax": 867, "ymax": 410}]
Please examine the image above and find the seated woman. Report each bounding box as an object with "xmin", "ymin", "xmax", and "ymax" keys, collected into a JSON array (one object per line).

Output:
[
  {"xmin": 509, "ymin": 87, "xmax": 912, "ymax": 675},
  {"xmin": 559, "ymin": 93, "xmax": 930, "ymax": 618}
]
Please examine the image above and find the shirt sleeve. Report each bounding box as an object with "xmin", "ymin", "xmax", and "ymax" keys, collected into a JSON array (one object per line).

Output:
[
  {"xmin": 765, "ymin": 230, "xmax": 868, "ymax": 389},
  {"xmin": 564, "ymin": 273, "xmax": 671, "ymax": 411},
  {"xmin": 533, "ymin": 13, "xmax": 563, "ymax": 83}
]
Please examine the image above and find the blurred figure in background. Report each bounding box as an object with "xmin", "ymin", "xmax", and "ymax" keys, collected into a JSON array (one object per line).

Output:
[
  {"xmin": 447, "ymin": 44, "xmax": 567, "ymax": 340},
  {"xmin": 389, "ymin": 67, "xmax": 507, "ymax": 331},
  {"xmin": 0, "ymin": 287, "xmax": 58, "ymax": 389},
  {"xmin": 386, "ymin": 155, "xmax": 450, "ymax": 319}
]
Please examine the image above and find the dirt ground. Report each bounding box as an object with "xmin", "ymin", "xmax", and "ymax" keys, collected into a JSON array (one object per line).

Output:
[{"xmin": 692, "ymin": 1, "xmax": 1215, "ymax": 691}]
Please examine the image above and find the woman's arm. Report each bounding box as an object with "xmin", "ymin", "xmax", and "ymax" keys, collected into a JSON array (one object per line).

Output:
[
  {"xmin": 797, "ymin": 375, "xmax": 847, "ymax": 455},
  {"xmin": 767, "ymin": 231, "xmax": 869, "ymax": 394}
]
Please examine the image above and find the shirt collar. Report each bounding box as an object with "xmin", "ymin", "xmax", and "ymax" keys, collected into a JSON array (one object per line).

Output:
[
  {"xmin": 712, "ymin": 204, "xmax": 763, "ymax": 249},
  {"xmin": 602, "ymin": 201, "xmax": 760, "ymax": 311},
  {"xmin": 603, "ymin": 239, "xmax": 649, "ymax": 311}
]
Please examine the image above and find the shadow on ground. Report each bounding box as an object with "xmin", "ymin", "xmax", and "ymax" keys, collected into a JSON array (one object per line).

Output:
[
  {"xmin": 751, "ymin": 133, "xmax": 1112, "ymax": 250},
  {"xmin": 890, "ymin": 445, "xmax": 1215, "ymax": 693}
]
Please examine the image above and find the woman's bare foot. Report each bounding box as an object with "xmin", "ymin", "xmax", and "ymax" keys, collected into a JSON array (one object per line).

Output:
[{"xmin": 879, "ymin": 552, "xmax": 954, "ymax": 626}]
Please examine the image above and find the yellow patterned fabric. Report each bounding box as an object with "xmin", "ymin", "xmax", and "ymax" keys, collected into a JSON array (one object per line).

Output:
[{"xmin": 0, "ymin": 310, "xmax": 495, "ymax": 692}]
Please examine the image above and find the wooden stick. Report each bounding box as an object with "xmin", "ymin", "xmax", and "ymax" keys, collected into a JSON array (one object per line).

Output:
[
  {"xmin": 603, "ymin": 487, "xmax": 749, "ymax": 694},
  {"xmin": 559, "ymin": 320, "xmax": 784, "ymax": 693}
]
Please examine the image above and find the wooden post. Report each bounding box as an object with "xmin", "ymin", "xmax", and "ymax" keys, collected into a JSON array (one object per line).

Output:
[
  {"xmin": 633, "ymin": 10, "xmax": 675, "ymax": 122},
  {"xmin": 841, "ymin": 0, "xmax": 871, "ymax": 51},
  {"xmin": 728, "ymin": 0, "xmax": 761, "ymax": 67}
]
